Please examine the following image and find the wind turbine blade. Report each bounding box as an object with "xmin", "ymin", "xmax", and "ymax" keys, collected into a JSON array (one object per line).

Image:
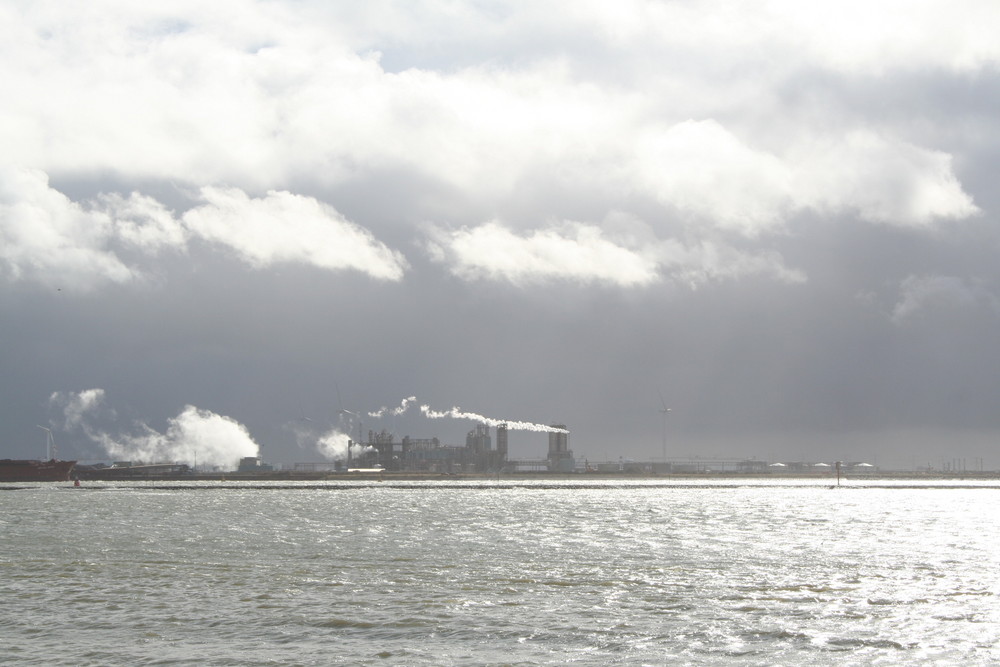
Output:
[{"xmin": 335, "ymin": 382, "xmax": 345, "ymax": 413}]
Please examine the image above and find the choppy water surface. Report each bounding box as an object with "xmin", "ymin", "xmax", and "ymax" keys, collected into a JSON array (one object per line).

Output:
[{"xmin": 2, "ymin": 479, "xmax": 999, "ymax": 665}]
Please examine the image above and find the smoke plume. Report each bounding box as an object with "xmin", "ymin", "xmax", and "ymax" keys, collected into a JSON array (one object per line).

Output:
[
  {"xmin": 50, "ymin": 390, "xmax": 259, "ymax": 468},
  {"xmin": 316, "ymin": 428, "xmax": 352, "ymax": 460},
  {"xmin": 50, "ymin": 388, "xmax": 114, "ymax": 432},
  {"xmin": 99, "ymin": 405, "xmax": 259, "ymax": 469},
  {"xmin": 368, "ymin": 396, "xmax": 417, "ymax": 418},
  {"xmin": 419, "ymin": 404, "xmax": 569, "ymax": 433}
]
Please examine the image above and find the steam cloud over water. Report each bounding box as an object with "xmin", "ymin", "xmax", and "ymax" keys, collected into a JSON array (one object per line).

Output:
[{"xmin": 49, "ymin": 389, "xmax": 259, "ymax": 469}]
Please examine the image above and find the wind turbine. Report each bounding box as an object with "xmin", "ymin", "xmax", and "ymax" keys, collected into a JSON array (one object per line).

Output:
[
  {"xmin": 339, "ymin": 409, "xmax": 363, "ymax": 443},
  {"xmin": 297, "ymin": 404, "xmax": 313, "ymax": 424},
  {"xmin": 36, "ymin": 425, "xmax": 56, "ymax": 460},
  {"xmin": 656, "ymin": 391, "xmax": 671, "ymax": 463}
]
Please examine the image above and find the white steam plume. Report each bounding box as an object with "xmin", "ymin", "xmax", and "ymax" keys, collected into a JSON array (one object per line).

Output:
[
  {"xmin": 50, "ymin": 390, "xmax": 259, "ymax": 468},
  {"xmin": 419, "ymin": 404, "xmax": 569, "ymax": 433},
  {"xmin": 368, "ymin": 396, "xmax": 418, "ymax": 418},
  {"xmin": 49, "ymin": 388, "xmax": 113, "ymax": 432},
  {"xmin": 316, "ymin": 428, "xmax": 352, "ymax": 461},
  {"xmin": 98, "ymin": 405, "xmax": 259, "ymax": 469}
]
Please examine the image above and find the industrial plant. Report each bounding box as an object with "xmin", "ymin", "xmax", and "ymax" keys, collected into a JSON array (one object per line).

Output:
[
  {"xmin": 287, "ymin": 422, "xmax": 575, "ymax": 474},
  {"xmin": 55, "ymin": 420, "xmax": 942, "ymax": 482}
]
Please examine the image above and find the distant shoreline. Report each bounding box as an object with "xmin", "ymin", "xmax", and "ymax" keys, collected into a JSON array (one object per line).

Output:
[
  {"xmin": 78, "ymin": 470, "xmax": 1000, "ymax": 482},
  {"xmin": 6, "ymin": 471, "xmax": 1000, "ymax": 492}
]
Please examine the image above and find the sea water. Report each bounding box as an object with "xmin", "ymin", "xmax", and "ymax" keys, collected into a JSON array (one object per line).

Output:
[{"xmin": 2, "ymin": 479, "xmax": 999, "ymax": 665}]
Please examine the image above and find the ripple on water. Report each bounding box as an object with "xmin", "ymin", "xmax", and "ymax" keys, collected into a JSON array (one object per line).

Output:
[{"xmin": 3, "ymin": 483, "xmax": 1000, "ymax": 665}]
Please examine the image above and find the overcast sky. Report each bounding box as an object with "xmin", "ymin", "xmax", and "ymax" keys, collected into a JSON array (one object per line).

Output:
[{"xmin": 3, "ymin": 1, "xmax": 999, "ymax": 470}]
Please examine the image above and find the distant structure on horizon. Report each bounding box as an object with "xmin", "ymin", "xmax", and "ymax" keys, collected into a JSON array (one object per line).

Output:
[
  {"xmin": 547, "ymin": 425, "xmax": 574, "ymax": 472},
  {"xmin": 308, "ymin": 421, "xmax": 569, "ymax": 473}
]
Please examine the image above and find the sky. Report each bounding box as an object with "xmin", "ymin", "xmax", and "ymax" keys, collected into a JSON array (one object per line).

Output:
[{"xmin": 2, "ymin": 0, "xmax": 1000, "ymax": 470}]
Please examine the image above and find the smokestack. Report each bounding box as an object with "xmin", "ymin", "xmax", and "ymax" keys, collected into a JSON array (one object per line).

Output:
[{"xmin": 497, "ymin": 423, "xmax": 508, "ymax": 461}]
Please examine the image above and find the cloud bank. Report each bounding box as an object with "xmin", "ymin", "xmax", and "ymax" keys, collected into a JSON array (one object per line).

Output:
[
  {"xmin": 0, "ymin": 170, "xmax": 405, "ymax": 289},
  {"xmin": 1, "ymin": 1, "xmax": 987, "ymax": 292},
  {"xmin": 3, "ymin": 2, "xmax": 999, "ymax": 469}
]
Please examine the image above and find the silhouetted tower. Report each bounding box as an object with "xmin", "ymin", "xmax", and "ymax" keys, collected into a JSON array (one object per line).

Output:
[
  {"xmin": 466, "ymin": 423, "xmax": 491, "ymax": 452},
  {"xmin": 547, "ymin": 425, "xmax": 574, "ymax": 472},
  {"xmin": 547, "ymin": 425, "xmax": 568, "ymax": 460},
  {"xmin": 496, "ymin": 423, "xmax": 508, "ymax": 461}
]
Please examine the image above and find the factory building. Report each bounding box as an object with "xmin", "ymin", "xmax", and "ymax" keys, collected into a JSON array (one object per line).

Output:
[
  {"xmin": 347, "ymin": 423, "xmax": 510, "ymax": 472},
  {"xmin": 466, "ymin": 423, "xmax": 491, "ymax": 452},
  {"xmin": 337, "ymin": 421, "xmax": 565, "ymax": 473},
  {"xmin": 238, "ymin": 456, "xmax": 274, "ymax": 473}
]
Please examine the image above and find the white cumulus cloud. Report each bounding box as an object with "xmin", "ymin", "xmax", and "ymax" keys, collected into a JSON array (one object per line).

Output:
[
  {"xmin": 792, "ymin": 131, "xmax": 980, "ymax": 227},
  {"xmin": 0, "ymin": 1, "xmax": 990, "ymax": 294},
  {"xmin": 428, "ymin": 220, "xmax": 660, "ymax": 287},
  {"xmin": 0, "ymin": 168, "xmax": 406, "ymax": 288},
  {"xmin": 427, "ymin": 218, "xmax": 805, "ymax": 289},
  {"xmin": 182, "ymin": 187, "xmax": 408, "ymax": 280},
  {"xmin": 633, "ymin": 120, "xmax": 794, "ymax": 236},
  {"xmin": 0, "ymin": 168, "xmax": 137, "ymax": 289},
  {"xmin": 631, "ymin": 121, "xmax": 978, "ymax": 236}
]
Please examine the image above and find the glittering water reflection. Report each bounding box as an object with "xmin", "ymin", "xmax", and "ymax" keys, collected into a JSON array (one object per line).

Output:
[{"xmin": 2, "ymin": 480, "xmax": 999, "ymax": 665}]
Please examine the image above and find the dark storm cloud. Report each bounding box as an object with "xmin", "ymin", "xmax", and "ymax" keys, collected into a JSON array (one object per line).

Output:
[{"xmin": 2, "ymin": 1, "xmax": 1000, "ymax": 470}]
